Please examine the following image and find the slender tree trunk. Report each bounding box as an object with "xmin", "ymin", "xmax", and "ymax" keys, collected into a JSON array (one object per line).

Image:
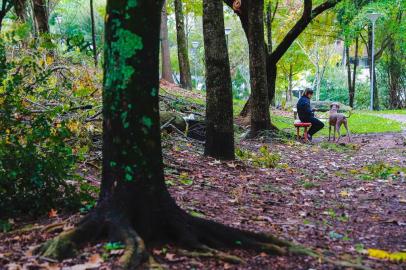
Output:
[
  {"xmin": 33, "ymin": 0, "xmax": 49, "ymax": 34},
  {"xmin": 345, "ymin": 44, "xmax": 353, "ymax": 107},
  {"xmin": 247, "ymin": 0, "xmax": 270, "ymax": 135},
  {"xmin": 351, "ymin": 37, "xmax": 359, "ymax": 107},
  {"xmin": 90, "ymin": 0, "xmax": 98, "ymax": 66},
  {"xmin": 287, "ymin": 64, "xmax": 293, "ymax": 103},
  {"xmin": 387, "ymin": 40, "xmax": 402, "ymax": 109},
  {"xmin": 315, "ymin": 66, "xmax": 321, "ymax": 101},
  {"xmin": 160, "ymin": 1, "xmax": 174, "ymax": 83},
  {"xmin": 266, "ymin": 1, "xmax": 272, "ymax": 54},
  {"xmin": 174, "ymin": 0, "xmax": 192, "ymax": 89},
  {"xmin": 203, "ymin": 0, "xmax": 234, "ymax": 160},
  {"xmin": 367, "ymin": 25, "xmax": 379, "ymax": 110},
  {"xmin": 14, "ymin": 0, "xmax": 27, "ymax": 22}
]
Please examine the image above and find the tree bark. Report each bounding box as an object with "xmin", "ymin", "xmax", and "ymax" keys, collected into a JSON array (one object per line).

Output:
[
  {"xmin": 160, "ymin": 1, "xmax": 174, "ymax": 83},
  {"xmin": 246, "ymin": 0, "xmax": 270, "ymax": 135},
  {"xmin": 287, "ymin": 63, "xmax": 293, "ymax": 103},
  {"xmin": 387, "ymin": 38, "xmax": 403, "ymax": 109},
  {"xmin": 345, "ymin": 44, "xmax": 352, "ymax": 107},
  {"xmin": 203, "ymin": 0, "xmax": 234, "ymax": 160},
  {"xmin": 90, "ymin": 0, "xmax": 98, "ymax": 66},
  {"xmin": 33, "ymin": 0, "xmax": 49, "ymax": 34},
  {"xmin": 14, "ymin": 0, "xmax": 27, "ymax": 22},
  {"xmin": 174, "ymin": 0, "xmax": 192, "ymax": 89},
  {"xmin": 367, "ymin": 25, "xmax": 379, "ymax": 110},
  {"xmin": 346, "ymin": 37, "xmax": 359, "ymax": 108}
]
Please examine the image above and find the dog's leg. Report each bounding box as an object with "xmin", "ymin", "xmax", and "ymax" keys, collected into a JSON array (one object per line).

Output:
[
  {"xmin": 344, "ymin": 120, "xmax": 351, "ymax": 142},
  {"xmin": 328, "ymin": 125, "xmax": 331, "ymax": 141},
  {"xmin": 333, "ymin": 125, "xmax": 336, "ymax": 141},
  {"xmin": 335, "ymin": 123, "xmax": 341, "ymax": 143}
]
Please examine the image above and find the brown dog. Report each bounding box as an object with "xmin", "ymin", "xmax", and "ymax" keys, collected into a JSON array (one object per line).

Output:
[{"xmin": 328, "ymin": 103, "xmax": 351, "ymax": 143}]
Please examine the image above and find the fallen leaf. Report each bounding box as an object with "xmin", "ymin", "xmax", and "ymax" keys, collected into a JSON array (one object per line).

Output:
[{"xmin": 48, "ymin": 209, "xmax": 58, "ymax": 218}]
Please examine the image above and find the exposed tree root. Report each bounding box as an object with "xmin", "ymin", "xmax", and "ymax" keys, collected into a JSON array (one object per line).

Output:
[
  {"xmin": 178, "ymin": 247, "xmax": 244, "ymax": 264},
  {"xmin": 35, "ymin": 204, "xmax": 372, "ymax": 270}
]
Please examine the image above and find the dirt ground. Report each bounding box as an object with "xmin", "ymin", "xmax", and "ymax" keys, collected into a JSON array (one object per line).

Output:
[{"xmin": 1, "ymin": 132, "xmax": 405, "ymax": 270}]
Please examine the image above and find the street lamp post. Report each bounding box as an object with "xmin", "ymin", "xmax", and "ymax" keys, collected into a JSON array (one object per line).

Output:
[
  {"xmin": 191, "ymin": 41, "xmax": 199, "ymax": 89},
  {"xmin": 366, "ymin": 12, "xmax": 381, "ymax": 111},
  {"xmin": 225, "ymin": 27, "xmax": 232, "ymax": 47}
]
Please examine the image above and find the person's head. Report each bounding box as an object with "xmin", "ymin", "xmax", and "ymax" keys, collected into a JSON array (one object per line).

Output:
[{"xmin": 303, "ymin": 88, "xmax": 314, "ymax": 99}]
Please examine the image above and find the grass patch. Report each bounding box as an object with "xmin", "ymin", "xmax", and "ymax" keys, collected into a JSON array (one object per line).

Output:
[
  {"xmin": 319, "ymin": 142, "xmax": 360, "ymax": 152},
  {"xmin": 350, "ymin": 161, "xmax": 406, "ymax": 181},
  {"xmin": 348, "ymin": 113, "xmax": 403, "ymax": 134},
  {"xmin": 236, "ymin": 145, "xmax": 281, "ymax": 168},
  {"xmin": 272, "ymin": 111, "xmax": 403, "ymax": 136},
  {"xmin": 299, "ymin": 180, "xmax": 319, "ymax": 189},
  {"xmin": 371, "ymin": 110, "xmax": 406, "ymax": 115}
]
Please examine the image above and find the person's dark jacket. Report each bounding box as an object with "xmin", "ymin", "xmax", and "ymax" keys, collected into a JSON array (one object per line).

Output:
[{"xmin": 297, "ymin": 96, "xmax": 314, "ymax": 121}]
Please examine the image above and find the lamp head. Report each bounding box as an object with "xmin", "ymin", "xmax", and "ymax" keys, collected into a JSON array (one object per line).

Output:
[{"xmin": 366, "ymin": 12, "xmax": 381, "ymax": 23}]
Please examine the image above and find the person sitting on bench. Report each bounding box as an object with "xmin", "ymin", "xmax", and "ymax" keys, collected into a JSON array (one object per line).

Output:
[{"xmin": 296, "ymin": 88, "xmax": 324, "ymax": 141}]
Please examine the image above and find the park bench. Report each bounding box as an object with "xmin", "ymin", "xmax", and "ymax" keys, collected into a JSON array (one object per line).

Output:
[{"xmin": 292, "ymin": 108, "xmax": 312, "ymax": 142}]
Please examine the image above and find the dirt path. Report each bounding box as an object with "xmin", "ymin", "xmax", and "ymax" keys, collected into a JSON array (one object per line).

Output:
[{"xmin": 1, "ymin": 133, "xmax": 405, "ymax": 269}]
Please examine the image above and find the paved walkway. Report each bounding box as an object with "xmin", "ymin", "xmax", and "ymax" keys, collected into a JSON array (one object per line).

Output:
[{"xmin": 379, "ymin": 114, "xmax": 406, "ymax": 134}]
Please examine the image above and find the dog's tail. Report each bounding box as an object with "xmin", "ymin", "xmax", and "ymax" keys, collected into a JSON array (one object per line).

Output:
[{"xmin": 345, "ymin": 110, "xmax": 353, "ymax": 119}]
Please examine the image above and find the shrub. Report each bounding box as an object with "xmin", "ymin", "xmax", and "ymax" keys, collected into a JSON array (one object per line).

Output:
[{"xmin": 0, "ymin": 26, "xmax": 99, "ymax": 218}]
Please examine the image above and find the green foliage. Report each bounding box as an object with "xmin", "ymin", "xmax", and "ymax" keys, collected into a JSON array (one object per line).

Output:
[
  {"xmin": 0, "ymin": 27, "xmax": 99, "ymax": 218},
  {"xmin": 359, "ymin": 162, "xmax": 406, "ymax": 181},
  {"xmin": 104, "ymin": 242, "xmax": 125, "ymax": 251},
  {"xmin": 0, "ymin": 219, "xmax": 13, "ymax": 232},
  {"xmin": 236, "ymin": 146, "xmax": 280, "ymax": 169}
]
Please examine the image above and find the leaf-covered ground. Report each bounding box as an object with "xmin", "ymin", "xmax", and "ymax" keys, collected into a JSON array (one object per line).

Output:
[{"xmin": 1, "ymin": 130, "xmax": 405, "ymax": 269}]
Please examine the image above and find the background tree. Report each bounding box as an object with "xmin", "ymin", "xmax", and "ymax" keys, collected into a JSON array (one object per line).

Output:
[
  {"xmin": 174, "ymin": 0, "xmax": 192, "ymax": 89},
  {"xmin": 345, "ymin": 37, "xmax": 359, "ymax": 107},
  {"xmin": 246, "ymin": 0, "xmax": 271, "ymax": 135},
  {"xmin": 90, "ymin": 0, "xmax": 98, "ymax": 66},
  {"xmin": 203, "ymin": 0, "xmax": 234, "ymax": 160},
  {"xmin": 161, "ymin": 0, "xmax": 174, "ymax": 83},
  {"xmin": 227, "ymin": 0, "xmax": 343, "ymax": 117},
  {"xmin": 33, "ymin": 0, "xmax": 49, "ymax": 34}
]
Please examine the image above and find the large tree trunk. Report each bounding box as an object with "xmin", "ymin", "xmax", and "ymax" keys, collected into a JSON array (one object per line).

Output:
[
  {"xmin": 37, "ymin": 1, "xmax": 294, "ymax": 267},
  {"xmin": 174, "ymin": 0, "xmax": 192, "ymax": 89},
  {"xmin": 247, "ymin": 0, "xmax": 270, "ymax": 135},
  {"xmin": 160, "ymin": 1, "xmax": 174, "ymax": 83},
  {"xmin": 33, "ymin": 0, "xmax": 49, "ymax": 34},
  {"xmin": 203, "ymin": 0, "xmax": 234, "ymax": 160}
]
